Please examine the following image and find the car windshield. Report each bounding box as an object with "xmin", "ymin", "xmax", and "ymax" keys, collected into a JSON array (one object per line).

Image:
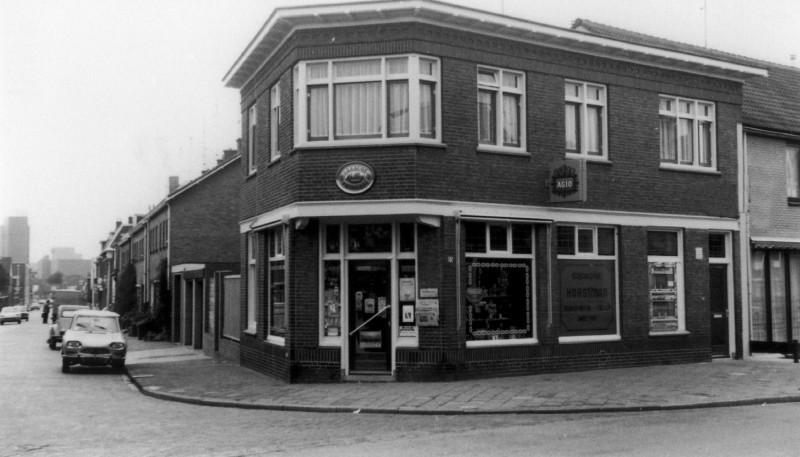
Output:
[{"xmin": 72, "ymin": 316, "xmax": 120, "ymax": 333}]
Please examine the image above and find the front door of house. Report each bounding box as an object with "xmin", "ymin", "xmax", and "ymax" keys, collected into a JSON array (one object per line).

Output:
[
  {"xmin": 348, "ymin": 259, "xmax": 392, "ymax": 373},
  {"xmin": 710, "ymin": 264, "xmax": 729, "ymax": 357}
]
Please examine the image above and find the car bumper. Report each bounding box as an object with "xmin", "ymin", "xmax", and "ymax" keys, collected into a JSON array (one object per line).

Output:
[
  {"xmin": 0, "ymin": 317, "xmax": 21, "ymax": 323},
  {"xmin": 62, "ymin": 349, "xmax": 126, "ymax": 366}
]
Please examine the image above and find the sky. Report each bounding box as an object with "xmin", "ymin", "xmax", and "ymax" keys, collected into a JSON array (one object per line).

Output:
[{"xmin": 1, "ymin": 0, "xmax": 798, "ymax": 264}]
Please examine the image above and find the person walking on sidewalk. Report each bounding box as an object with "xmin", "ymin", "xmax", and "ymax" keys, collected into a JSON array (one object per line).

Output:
[{"xmin": 42, "ymin": 300, "xmax": 50, "ymax": 324}]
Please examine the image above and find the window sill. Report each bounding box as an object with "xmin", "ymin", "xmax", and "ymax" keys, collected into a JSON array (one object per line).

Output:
[
  {"xmin": 659, "ymin": 164, "xmax": 721, "ymax": 175},
  {"xmin": 788, "ymin": 198, "xmax": 800, "ymax": 206},
  {"xmin": 558, "ymin": 335, "xmax": 621, "ymax": 344},
  {"xmin": 246, "ymin": 170, "xmax": 257, "ymax": 180},
  {"xmin": 565, "ymin": 153, "xmax": 611, "ymax": 164},
  {"xmin": 294, "ymin": 138, "xmax": 444, "ymax": 150},
  {"xmin": 243, "ymin": 328, "xmax": 257, "ymax": 336},
  {"xmin": 266, "ymin": 335, "xmax": 286, "ymax": 346},
  {"xmin": 466, "ymin": 338, "xmax": 538, "ymax": 348},
  {"xmin": 267, "ymin": 156, "xmax": 281, "ymax": 168},
  {"xmin": 649, "ymin": 330, "xmax": 690, "ymax": 337},
  {"xmin": 476, "ymin": 145, "xmax": 529, "ymax": 156}
]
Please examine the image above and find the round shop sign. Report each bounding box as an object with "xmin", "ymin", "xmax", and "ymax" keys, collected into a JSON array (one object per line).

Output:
[{"xmin": 336, "ymin": 161, "xmax": 375, "ymax": 194}]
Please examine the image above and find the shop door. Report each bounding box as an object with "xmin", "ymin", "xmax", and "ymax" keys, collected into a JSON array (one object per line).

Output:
[
  {"xmin": 710, "ymin": 264, "xmax": 729, "ymax": 357},
  {"xmin": 348, "ymin": 260, "xmax": 392, "ymax": 373}
]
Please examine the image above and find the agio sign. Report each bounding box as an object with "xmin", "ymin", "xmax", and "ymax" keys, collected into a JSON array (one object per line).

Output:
[
  {"xmin": 336, "ymin": 161, "xmax": 375, "ymax": 194},
  {"xmin": 548, "ymin": 159, "xmax": 587, "ymax": 203}
]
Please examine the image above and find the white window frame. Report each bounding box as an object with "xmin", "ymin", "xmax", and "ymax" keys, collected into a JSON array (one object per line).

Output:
[
  {"xmin": 245, "ymin": 232, "xmax": 258, "ymax": 334},
  {"xmin": 659, "ymin": 95, "xmax": 716, "ymax": 172},
  {"xmin": 477, "ymin": 66, "xmax": 526, "ymax": 155},
  {"xmin": 270, "ymin": 83, "xmax": 281, "ymax": 162},
  {"xmin": 266, "ymin": 226, "xmax": 286, "ymax": 346},
  {"xmin": 565, "ymin": 80, "xmax": 608, "ymax": 161},
  {"xmin": 787, "ymin": 145, "xmax": 800, "ymax": 201},
  {"xmin": 464, "ymin": 221, "xmax": 538, "ymax": 347},
  {"xmin": 293, "ymin": 54, "xmax": 441, "ymax": 148},
  {"xmin": 647, "ymin": 230, "xmax": 687, "ymax": 335},
  {"xmin": 556, "ymin": 225, "xmax": 620, "ymax": 343},
  {"xmin": 247, "ymin": 104, "xmax": 257, "ymax": 174}
]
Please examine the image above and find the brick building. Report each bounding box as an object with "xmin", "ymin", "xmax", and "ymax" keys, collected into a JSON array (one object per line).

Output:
[
  {"xmin": 573, "ymin": 20, "xmax": 800, "ymax": 356},
  {"xmin": 112, "ymin": 151, "xmax": 241, "ymax": 361},
  {"xmin": 224, "ymin": 1, "xmax": 766, "ymax": 382}
]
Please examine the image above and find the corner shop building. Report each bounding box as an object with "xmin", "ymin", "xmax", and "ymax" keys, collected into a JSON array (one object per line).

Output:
[{"xmin": 223, "ymin": 1, "xmax": 766, "ymax": 382}]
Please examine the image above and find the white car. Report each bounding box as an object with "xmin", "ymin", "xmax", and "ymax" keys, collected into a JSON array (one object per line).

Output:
[
  {"xmin": 61, "ymin": 310, "xmax": 127, "ymax": 373},
  {"xmin": 0, "ymin": 306, "xmax": 22, "ymax": 325}
]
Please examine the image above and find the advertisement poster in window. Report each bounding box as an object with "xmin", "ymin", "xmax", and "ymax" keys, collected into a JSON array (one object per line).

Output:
[
  {"xmin": 649, "ymin": 262, "xmax": 679, "ymax": 332},
  {"xmin": 416, "ymin": 299, "xmax": 439, "ymax": 326},
  {"xmin": 558, "ymin": 260, "xmax": 616, "ymax": 336}
]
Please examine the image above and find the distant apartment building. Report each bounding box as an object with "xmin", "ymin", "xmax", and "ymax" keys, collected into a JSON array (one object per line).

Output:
[{"xmin": 1, "ymin": 216, "xmax": 30, "ymax": 265}]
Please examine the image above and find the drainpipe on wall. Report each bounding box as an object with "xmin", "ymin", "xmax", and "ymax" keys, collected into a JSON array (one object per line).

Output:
[{"xmin": 738, "ymin": 124, "xmax": 752, "ymax": 359}]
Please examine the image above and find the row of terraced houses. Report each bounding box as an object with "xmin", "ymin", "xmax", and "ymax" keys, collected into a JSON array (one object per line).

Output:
[{"xmin": 92, "ymin": 0, "xmax": 800, "ymax": 383}]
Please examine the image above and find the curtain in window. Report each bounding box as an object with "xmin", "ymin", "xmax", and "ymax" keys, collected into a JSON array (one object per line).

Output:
[
  {"xmin": 698, "ymin": 121, "xmax": 712, "ymax": 166},
  {"xmin": 308, "ymin": 86, "xmax": 328, "ymax": 140},
  {"xmin": 659, "ymin": 116, "xmax": 677, "ymax": 162},
  {"xmin": 419, "ymin": 82, "xmax": 435, "ymax": 137},
  {"xmin": 586, "ymin": 105, "xmax": 603, "ymax": 155},
  {"xmin": 787, "ymin": 147, "xmax": 800, "ymax": 198},
  {"xmin": 678, "ymin": 118, "xmax": 694, "ymax": 164},
  {"xmin": 751, "ymin": 251, "xmax": 767, "ymax": 341},
  {"xmin": 502, "ymin": 93, "xmax": 520, "ymax": 146},
  {"xmin": 478, "ymin": 90, "xmax": 495, "ymax": 144},
  {"xmin": 335, "ymin": 82, "xmax": 381, "ymax": 138},
  {"xmin": 387, "ymin": 81, "xmax": 409, "ymax": 137},
  {"xmin": 565, "ymin": 103, "xmax": 579, "ymax": 152},
  {"xmin": 770, "ymin": 252, "xmax": 787, "ymax": 342}
]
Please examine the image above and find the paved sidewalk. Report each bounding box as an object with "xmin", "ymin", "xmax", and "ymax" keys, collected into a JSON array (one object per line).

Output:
[{"xmin": 124, "ymin": 339, "xmax": 800, "ymax": 415}]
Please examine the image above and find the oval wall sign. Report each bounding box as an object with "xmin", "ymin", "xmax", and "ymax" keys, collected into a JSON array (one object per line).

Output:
[{"xmin": 336, "ymin": 161, "xmax": 375, "ymax": 194}]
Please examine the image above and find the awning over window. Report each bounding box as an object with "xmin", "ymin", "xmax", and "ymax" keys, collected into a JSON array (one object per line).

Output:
[{"xmin": 751, "ymin": 237, "xmax": 800, "ymax": 250}]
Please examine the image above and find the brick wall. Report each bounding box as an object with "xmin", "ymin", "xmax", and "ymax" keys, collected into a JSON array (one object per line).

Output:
[{"xmin": 747, "ymin": 134, "xmax": 800, "ymax": 238}]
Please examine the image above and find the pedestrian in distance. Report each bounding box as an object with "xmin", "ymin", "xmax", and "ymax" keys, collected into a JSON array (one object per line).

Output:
[{"xmin": 42, "ymin": 300, "xmax": 50, "ymax": 324}]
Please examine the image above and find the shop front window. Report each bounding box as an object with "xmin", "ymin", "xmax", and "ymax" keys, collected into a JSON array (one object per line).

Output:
[
  {"xmin": 465, "ymin": 222, "xmax": 535, "ymax": 345},
  {"xmin": 557, "ymin": 225, "xmax": 619, "ymax": 341},
  {"xmin": 647, "ymin": 230, "xmax": 685, "ymax": 333},
  {"xmin": 266, "ymin": 227, "xmax": 286, "ymax": 343}
]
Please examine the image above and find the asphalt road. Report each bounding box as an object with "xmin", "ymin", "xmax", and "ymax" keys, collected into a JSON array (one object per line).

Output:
[{"xmin": 2, "ymin": 309, "xmax": 799, "ymax": 457}]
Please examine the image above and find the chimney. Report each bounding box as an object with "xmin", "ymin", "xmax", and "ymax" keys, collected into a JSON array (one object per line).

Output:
[
  {"xmin": 169, "ymin": 176, "xmax": 179, "ymax": 193},
  {"xmin": 116, "ymin": 220, "xmax": 122, "ymax": 229},
  {"xmin": 128, "ymin": 216, "xmax": 133, "ymax": 224}
]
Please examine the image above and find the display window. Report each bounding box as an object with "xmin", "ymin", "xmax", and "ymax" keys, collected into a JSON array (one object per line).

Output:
[
  {"xmin": 556, "ymin": 225, "xmax": 619, "ymax": 341},
  {"xmin": 464, "ymin": 221, "xmax": 535, "ymax": 346},
  {"xmin": 646, "ymin": 230, "xmax": 685, "ymax": 334}
]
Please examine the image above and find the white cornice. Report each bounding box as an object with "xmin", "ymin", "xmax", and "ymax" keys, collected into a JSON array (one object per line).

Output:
[{"xmin": 224, "ymin": 0, "xmax": 767, "ymax": 89}]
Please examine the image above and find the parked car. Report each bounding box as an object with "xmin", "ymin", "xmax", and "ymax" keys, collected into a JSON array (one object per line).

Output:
[
  {"xmin": 0, "ymin": 306, "xmax": 22, "ymax": 325},
  {"xmin": 14, "ymin": 305, "xmax": 29, "ymax": 321},
  {"xmin": 61, "ymin": 310, "xmax": 127, "ymax": 373},
  {"xmin": 48, "ymin": 305, "xmax": 90, "ymax": 349},
  {"xmin": 30, "ymin": 299, "xmax": 45, "ymax": 311}
]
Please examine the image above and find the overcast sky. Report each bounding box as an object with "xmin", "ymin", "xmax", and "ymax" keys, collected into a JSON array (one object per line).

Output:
[{"xmin": 1, "ymin": 0, "xmax": 798, "ymax": 264}]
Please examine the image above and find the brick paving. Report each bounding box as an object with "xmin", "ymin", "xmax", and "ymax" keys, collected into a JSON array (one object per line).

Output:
[{"xmin": 124, "ymin": 338, "xmax": 800, "ymax": 414}]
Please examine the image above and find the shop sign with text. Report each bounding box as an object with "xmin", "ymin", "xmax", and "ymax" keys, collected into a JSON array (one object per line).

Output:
[
  {"xmin": 559, "ymin": 260, "xmax": 616, "ymax": 336},
  {"xmin": 548, "ymin": 159, "xmax": 586, "ymax": 203},
  {"xmin": 336, "ymin": 161, "xmax": 375, "ymax": 194}
]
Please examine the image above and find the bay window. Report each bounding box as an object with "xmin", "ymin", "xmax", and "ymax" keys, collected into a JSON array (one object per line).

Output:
[
  {"xmin": 556, "ymin": 225, "xmax": 619, "ymax": 342},
  {"xmin": 659, "ymin": 96, "xmax": 716, "ymax": 171},
  {"xmin": 647, "ymin": 230, "xmax": 685, "ymax": 333},
  {"xmin": 477, "ymin": 66, "xmax": 525, "ymax": 152},
  {"xmin": 565, "ymin": 81, "xmax": 607, "ymax": 159},
  {"xmin": 294, "ymin": 55, "xmax": 440, "ymax": 146},
  {"xmin": 464, "ymin": 221, "xmax": 535, "ymax": 346}
]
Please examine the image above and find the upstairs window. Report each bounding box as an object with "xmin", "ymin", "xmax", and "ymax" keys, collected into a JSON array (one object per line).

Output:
[
  {"xmin": 565, "ymin": 81, "xmax": 607, "ymax": 159},
  {"xmin": 477, "ymin": 66, "xmax": 525, "ymax": 153},
  {"xmin": 787, "ymin": 145, "xmax": 800, "ymax": 203},
  {"xmin": 659, "ymin": 96, "xmax": 716, "ymax": 171},
  {"xmin": 294, "ymin": 55, "xmax": 440, "ymax": 146},
  {"xmin": 247, "ymin": 104, "xmax": 257, "ymax": 173},
  {"xmin": 270, "ymin": 83, "xmax": 281, "ymax": 162}
]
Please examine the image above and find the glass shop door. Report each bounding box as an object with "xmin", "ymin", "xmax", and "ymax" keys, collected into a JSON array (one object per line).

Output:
[{"xmin": 348, "ymin": 259, "xmax": 392, "ymax": 373}]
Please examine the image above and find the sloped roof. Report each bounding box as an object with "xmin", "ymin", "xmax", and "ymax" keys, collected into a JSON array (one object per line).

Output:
[{"xmin": 573, "ymin": 19, "xmax": 800, "ymax": 136}]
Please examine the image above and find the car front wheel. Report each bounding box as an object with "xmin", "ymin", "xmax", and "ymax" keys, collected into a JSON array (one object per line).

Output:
[{"xmin": 61, "ymin": 360, "xmax": 70, "ymax": 373}]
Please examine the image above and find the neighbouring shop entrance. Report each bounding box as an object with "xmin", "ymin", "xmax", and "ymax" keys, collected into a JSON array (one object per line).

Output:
[
  {"xmin": 710, "ymin": 264, "xmax": 729, "ymax": 357},
  {"xmin": 348, "ymin": 259, "xmax": 392, "ymax": 373}
]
